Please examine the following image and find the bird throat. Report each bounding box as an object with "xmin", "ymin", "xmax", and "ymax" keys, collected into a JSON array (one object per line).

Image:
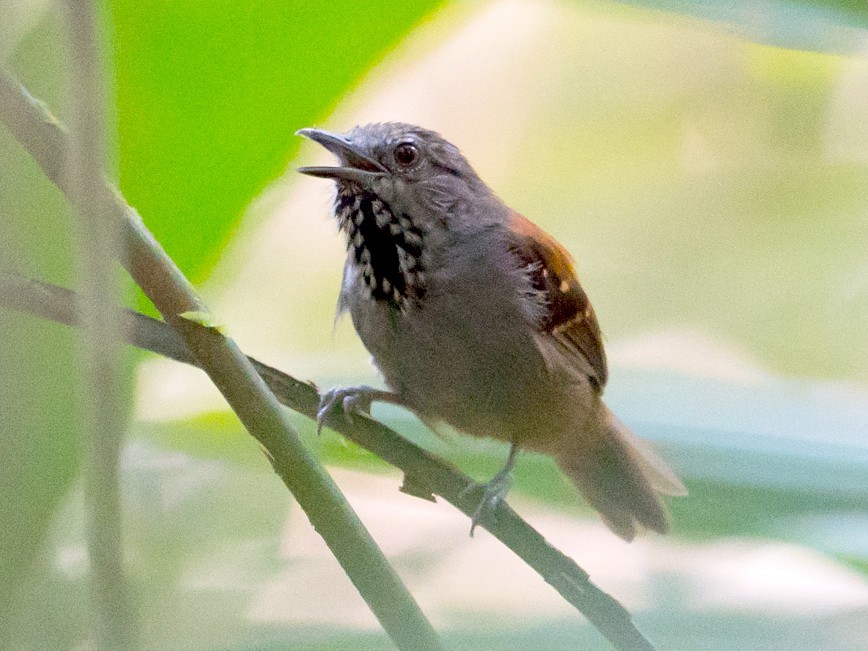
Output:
[{"xmin": 334, "ymin": 185, "xmax": 426, "ymax": 309}]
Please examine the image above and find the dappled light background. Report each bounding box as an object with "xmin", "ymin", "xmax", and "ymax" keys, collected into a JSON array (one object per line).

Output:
[{"xmin": 2, "ymin": 0, "xmax": 867, "ymax": 649}]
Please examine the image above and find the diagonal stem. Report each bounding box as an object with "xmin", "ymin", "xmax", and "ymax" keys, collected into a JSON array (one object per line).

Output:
[
  {"xmin": 0, "ymin": 271, "xmax": 658, "ymax": 651},
  {"xmin": 0, "ymin": 72, "xmax": 441, "ymax": 651}
]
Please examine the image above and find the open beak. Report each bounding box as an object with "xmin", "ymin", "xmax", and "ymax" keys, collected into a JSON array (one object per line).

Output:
[{"xmin": 296, "ymin": 128, "xmax": 388, "ymax": 184}]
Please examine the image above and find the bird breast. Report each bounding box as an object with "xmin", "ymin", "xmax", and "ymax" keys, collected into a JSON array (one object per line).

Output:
[
  {"xmin": 335, "ymin": 186, "xmax": 426, "ymax": 310},
  {"xmin": 341, "ymin": 225, "xmax": 562, "ymax": 446}
]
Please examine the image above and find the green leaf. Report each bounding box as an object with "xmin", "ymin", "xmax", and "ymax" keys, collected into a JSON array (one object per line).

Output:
[
  {"xmin": 109, "ymin": 0, "xmax": 446, "ymax": 288},
  {"xmin": 178, "ymin": 309, "xmax": 227, "ymax": 334}
]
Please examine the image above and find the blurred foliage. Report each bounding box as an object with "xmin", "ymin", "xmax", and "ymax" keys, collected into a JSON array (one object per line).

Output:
[
  {"xmin": 0, "ymin": 10, "xmax": 84, "ymax": 645},
  {"xmin": 1, "ymin": 0, "xmax": 867, "ymax": 649},
  {"xmin": 111, "ymin": 0, "xmax": 444, "ymax": 290},
  {"xmin": 488, "ymin": 37, "xmax": 868, "ymax": 383}
]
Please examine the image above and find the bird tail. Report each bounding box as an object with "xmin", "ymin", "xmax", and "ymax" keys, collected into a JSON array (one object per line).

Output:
[{"xmin": 555, "ymin": 405, "xmax": 686, "ymax": 541}]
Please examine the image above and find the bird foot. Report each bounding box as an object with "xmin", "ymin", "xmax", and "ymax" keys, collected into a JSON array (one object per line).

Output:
[
  {"xmin": 461, "ymin": 467, "xmax": 514, "ymax": 536},
  {"xmin": 316, "ymin": 385, "xmax": 379, "ymax": 435}
]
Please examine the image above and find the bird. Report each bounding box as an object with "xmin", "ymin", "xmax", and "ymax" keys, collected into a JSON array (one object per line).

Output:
[{"xmin": 297, "ymin": 123, "xmax": 686, "ymax": 541}]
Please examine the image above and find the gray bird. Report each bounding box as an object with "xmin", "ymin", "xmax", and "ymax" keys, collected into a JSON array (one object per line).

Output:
[{"xmin": 298, "ymin": 123, "xmax": 685, "ymax": 540}]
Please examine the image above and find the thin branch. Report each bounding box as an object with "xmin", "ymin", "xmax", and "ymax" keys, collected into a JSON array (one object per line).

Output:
[
  {"xmin": 0, "ymin": 72, "xmax": 442, "ymax": 650},
  {"xmin": 0, "ymin": 271, "xmax": 658, "ymax": 651},
  {"xmin": 63, "ymin": 2, "xmax": 136, "ymax": 648}
]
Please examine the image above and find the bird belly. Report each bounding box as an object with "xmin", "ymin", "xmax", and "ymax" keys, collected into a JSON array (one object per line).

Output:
[{"xmin": 344, "ymin": 263, "xmax": 587, "ymax": 450}]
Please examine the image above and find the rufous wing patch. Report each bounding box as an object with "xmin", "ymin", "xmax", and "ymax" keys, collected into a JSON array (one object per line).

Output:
[{"xmin": 507, "ymin": 211, "xmax": 608, "ymax": 391}]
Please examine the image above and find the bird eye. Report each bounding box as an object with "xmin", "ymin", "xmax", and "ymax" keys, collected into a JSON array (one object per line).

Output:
[{"xmin": 394, "ymin": 142, "xmax": 419, "ymax": 168}]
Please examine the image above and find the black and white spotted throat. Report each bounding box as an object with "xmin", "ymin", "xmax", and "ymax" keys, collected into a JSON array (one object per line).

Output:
[{"xmin": 334, "ymin": 183, "xmax": 427, "ymax": 310}]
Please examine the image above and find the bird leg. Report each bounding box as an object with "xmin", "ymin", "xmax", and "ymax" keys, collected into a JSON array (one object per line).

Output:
[
  {"xmin": 463, "ymin": 442, "xmax": 520, "ymax": 536},
  {"xmin": 316, "ymin": 385, "xmax": 403, "ymax": 435}
]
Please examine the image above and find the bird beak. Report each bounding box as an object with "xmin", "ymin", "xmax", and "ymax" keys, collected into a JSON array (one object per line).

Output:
[{"xmin": 296, "ymin": 128, "xmax": 388, "ymax": 184}]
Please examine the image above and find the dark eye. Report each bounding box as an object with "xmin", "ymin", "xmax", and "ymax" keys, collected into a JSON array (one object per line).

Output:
[{"xmin": 394, "ymin": 142, "xmax": 419, "ymax": 167}]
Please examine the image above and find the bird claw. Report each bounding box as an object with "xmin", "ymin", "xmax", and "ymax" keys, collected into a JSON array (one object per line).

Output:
[
  {"xmin": 460, "ymin": 468, "xmax": 514, "ymax": 536},
  {"xmin": 316, "ymin": 385, "xmax": 376, "ymax": 435}
]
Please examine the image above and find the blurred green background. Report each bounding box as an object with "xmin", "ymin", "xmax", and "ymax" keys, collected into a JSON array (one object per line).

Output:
[{"xmin": 1, "ymin": 0, "xmax": 867, "ymax": 649}]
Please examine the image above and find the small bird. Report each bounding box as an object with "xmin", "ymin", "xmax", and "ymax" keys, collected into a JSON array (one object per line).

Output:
[{"xmin": 298, "ymin": 123, "xmax": 686, "ymax": 541}]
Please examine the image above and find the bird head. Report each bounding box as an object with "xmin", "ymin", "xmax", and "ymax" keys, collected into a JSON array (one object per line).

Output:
[{"xmin": 297, "ymin": 123, "xmax": 499, "ymax": 307}]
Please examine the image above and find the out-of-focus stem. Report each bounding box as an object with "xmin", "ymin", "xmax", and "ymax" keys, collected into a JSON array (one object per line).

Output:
[{"xmin": 63, "ymin": 1, "xmax": 136, "ymax": 648}]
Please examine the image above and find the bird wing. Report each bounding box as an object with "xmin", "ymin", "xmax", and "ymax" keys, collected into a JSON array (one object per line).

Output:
[{"xmin": 506, "ymin": 210, "xmax": 608, "ymax": 392}]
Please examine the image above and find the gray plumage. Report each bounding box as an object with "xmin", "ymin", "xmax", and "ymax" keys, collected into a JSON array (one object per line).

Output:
[{"xmin": 299, "ymin": 123, "xmax": 686, "ymax": 540}]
